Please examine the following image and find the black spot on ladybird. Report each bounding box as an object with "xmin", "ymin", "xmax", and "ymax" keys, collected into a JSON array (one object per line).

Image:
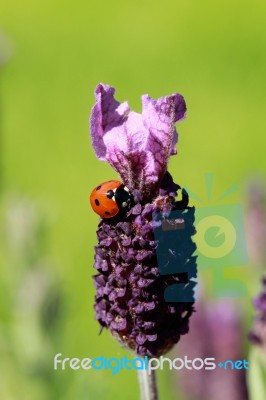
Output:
[
  {"xmin": 105, "ymin": 211, "xmax": 111, "ymax": 215},
  {"xmin": 95, "ymin": 199, "xmax": 100, "ymax": 206},
  {"xmin": 96, "ymin": 185, "xmax": 102, "ymax": 190}
]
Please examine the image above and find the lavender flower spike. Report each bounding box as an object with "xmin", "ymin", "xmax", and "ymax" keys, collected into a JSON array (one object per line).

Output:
[{"xmin": 90, "ymin": 84, "xmax": 196, "ymax": 357}]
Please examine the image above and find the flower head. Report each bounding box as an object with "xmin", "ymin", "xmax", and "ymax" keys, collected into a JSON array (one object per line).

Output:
[{"xmin": 89, "ymin": 84, "xmax": 196, "ymax": 357}]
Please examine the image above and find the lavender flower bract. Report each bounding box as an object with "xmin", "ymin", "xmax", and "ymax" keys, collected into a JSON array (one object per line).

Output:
[
  {"xmin": 90, "ymin": 84, "xmax": 186, "ymax": 198},
  {"xmin": 90, "ymin": 84, "xmax": 197, "ymax": 357}
]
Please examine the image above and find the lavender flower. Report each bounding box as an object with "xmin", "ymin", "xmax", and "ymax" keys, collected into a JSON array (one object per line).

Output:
[
  {"xmin": 90, "ymin": 84, "xmax": 197, "ymax": 357},
  {"xmin": 249, "ymin": 276, "xmax": 266, "ymax": 350}
]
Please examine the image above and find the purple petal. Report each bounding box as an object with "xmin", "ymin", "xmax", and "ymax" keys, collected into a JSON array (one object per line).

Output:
[
  {"xmin": 136, "ymin": 333, "xmax": 147, "ymax": 345},
  {"xmin": 90, "ymin": 83, "xmax": 130, "ymax": 160},
  {"xmin": 141, "ymin": 93, "xmax": 185, "ymax": 158},
  {"xmin": 110, "ymin": 317, "xmax": 127, "ymax": 331},
  {"xmin": 147, "ymin": 334, "xmax": 157, "ymax": 342},
  {"xmin": 131, "ymin": 204, "xmax": 142, "ymax": 215}
]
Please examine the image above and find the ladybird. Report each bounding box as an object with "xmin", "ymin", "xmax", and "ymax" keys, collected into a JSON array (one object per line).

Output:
[{"xmin": 90, "ymin": 180, "xmax": 133, "ymax": 219}]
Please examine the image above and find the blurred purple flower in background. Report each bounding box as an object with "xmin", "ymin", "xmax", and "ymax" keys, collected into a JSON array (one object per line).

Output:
[
  {"xmin": 89, "ymin": 84, "xmax": 197, "ymax": 357},
  {"xmin": 249, "ymin": 277, "xmax": 266, "ymax": 351},
  {"xmin": 246, "ymin": 179, "xmax": 266, "ymax": 361},
  {"xmin": 174, "ymin": 299, "xmax": 248, "ymax": 400}
]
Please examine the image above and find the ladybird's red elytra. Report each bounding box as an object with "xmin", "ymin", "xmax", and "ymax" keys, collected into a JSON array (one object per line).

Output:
[{"xmin": 90, "ymin": 180, "xmax": 132, "ymax": 219}]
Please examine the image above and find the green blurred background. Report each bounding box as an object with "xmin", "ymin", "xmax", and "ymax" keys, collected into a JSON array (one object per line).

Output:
[{"xmin": 0, "ymin": 0, "xmax": 266, "ymax": 399}]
